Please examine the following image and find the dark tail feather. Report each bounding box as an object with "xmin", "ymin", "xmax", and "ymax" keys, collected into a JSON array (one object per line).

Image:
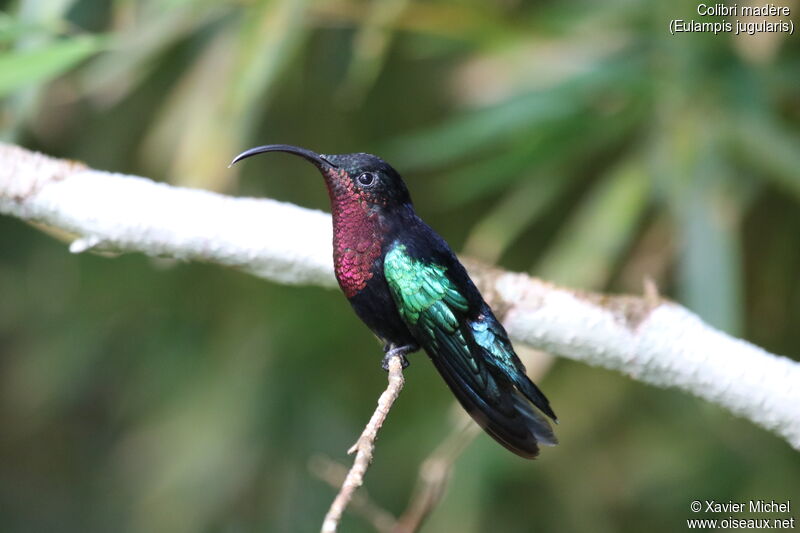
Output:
[
  {"xmin": 513, "ymin": 373, "xmax": 558, "ymax": 423},
  {"xmin": 429, "ymin": 350, "xmax": 556, "ymax": 459}
]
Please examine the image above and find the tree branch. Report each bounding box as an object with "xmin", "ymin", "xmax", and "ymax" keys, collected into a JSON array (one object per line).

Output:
[
  {"xmin": 321, "ymin": 354, "xmax": 405, "ymax": 533},
  {"xmin": 2, "ymin": 142, "xmax": 799, "ymax": 451}
]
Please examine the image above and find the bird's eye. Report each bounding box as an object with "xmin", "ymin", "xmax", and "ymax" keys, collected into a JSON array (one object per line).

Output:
[{"xmin": 356, "ymin": 172, "xmax": 377, "ymax": 187}]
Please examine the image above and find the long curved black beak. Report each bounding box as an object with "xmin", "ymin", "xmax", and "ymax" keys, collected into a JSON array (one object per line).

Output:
[{"xmin": 229, "ymin": 144, "xmax": 336, "ymax": 169}]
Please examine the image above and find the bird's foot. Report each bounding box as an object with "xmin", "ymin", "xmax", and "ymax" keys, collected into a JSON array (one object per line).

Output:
[{"xmin": 381, "ymin": 344, "xmax": 418, "ymax": 371}]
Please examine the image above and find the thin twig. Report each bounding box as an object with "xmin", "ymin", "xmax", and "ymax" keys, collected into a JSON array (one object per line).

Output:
[
  {"xmin": 310, "ymin": 454, "xmax": 398, "ymax": 533},
  {"xmin": 321, "ymin": 354, "xmax": 405, "ymax": 533}
]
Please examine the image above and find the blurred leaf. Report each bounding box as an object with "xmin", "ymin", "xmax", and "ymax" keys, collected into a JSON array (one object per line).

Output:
[
  {"xmin": 677, "ymin": 174, "xmax": 744, "ymax": 335},
  {"xmin": 143, "ymin": 0, "xmax": 309, "ymax": 190},
  {"xmin": 387, "ymin": 90, "xmax": 572, "ymax": 170},
  {"xmin": 336, "ymin": 0, "xmax": 409, "ymax": 104},
  {"xmin": 535, "ymin": 155, "xmax": 650, "ymax": 288},
  {"xmin": 434, "ymin": 135, "xmax": 563, "ymax": 208},
  {"xmin": 1, "ymin": 0, "xmax": 87, "ymax": 141},
  {"xmin": 463, "ymin": 170, "xmax": 570, "ymax": 263},
  {"xmin": 384, "ymin": 58, "xmax": 643, "ymax": 170},
  {"xmin": 308, "ymin": 1, "xmax": 524, "ymax": 46},
  {"xmin": 435, "ymin": 101, "xmax": 641, "ymax": 208},
  {"xmin": 0, "ymin": 34, "xmax": 104, "ymax": 98},
  {"xmin": 0, "ymin": 14, "xmax": 38, "ymax": 44},
  {"xmin": 121, "ymin": 343, "xmax": 266, "ymax": 533},
  {"xmin": 15, "ymin": 0, "xmax": 78, "ymax": 26},
  {"xmin": 730, "ymin": 113, "xmax": 800, "ymax": 202},
  {"xmin": 227, "ymin": 0, "xmax": 309, "ymax": 134},
  {"xmin": 82, "ymin": 2, "xmax": 225, "ymax": 106},
  {"xmin": 654, "ymin": 105, "xmax": 745, "ymax": 334},
  {"xmin": 679, "ymin": 185, "xmax": 744, "ymax": 335},
  {"xmin": 139, "ymin": 25, "xmax": 236, "ymax": 189}
]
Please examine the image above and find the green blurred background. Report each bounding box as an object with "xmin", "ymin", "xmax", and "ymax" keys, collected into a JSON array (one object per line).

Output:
[{"xmin": 1, "ymin": 0, "xmax": 799, "ymax": 531}]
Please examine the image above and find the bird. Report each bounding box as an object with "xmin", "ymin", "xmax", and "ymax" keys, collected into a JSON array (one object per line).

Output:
[{"xmin": 231, "ymin": 144, "xmax": 557, "ymax": 458}]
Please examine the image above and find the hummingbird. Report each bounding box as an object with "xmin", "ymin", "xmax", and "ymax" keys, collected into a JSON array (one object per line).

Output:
[{"xmin": 231, "ymin": 144, "xmax": 557, "ymax": 458}]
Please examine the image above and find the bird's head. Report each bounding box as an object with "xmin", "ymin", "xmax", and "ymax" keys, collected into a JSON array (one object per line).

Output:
[{"xmin": 231, "ymin": 144, "xmax": 412, "ymax": 214}]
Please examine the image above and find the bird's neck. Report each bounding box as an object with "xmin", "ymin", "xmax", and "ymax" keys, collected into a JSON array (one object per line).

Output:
[{"xmin": 330, "ymin": 194, "xmax": 383, "ymax": 298}]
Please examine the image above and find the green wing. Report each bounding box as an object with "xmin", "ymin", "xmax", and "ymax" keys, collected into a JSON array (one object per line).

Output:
[
  {"xmin": 383, "ymin": 243, "xmax": 469, "ymax": 329},
  {"xmin": 384, "ymin": 242, "xmax": 556, "ymax": 457},
  {"xmin": 383, "ymin": 242, "xmax": 495, "ymax": 391}
]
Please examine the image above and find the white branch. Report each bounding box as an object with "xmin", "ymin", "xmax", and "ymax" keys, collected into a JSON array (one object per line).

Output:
[
  {"xmin": 0, "ymin": 143, "xmax": 336, "ymax": 287},
  {"xmin": 2, "ymin": 143, "xmax": 799, "ymax": 450}
]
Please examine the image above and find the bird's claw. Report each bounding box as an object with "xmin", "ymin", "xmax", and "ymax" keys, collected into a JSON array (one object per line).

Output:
[{"xmin": 381, "ymin": 345, "xmax": 417, "ymax": 371}]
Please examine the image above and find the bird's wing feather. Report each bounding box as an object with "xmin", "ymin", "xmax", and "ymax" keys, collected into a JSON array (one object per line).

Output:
[
  {"xmin": 470, "ymin": 317, "xmax": 557, "ymax": 421},
  {"xmin": 384, "ymin": 242, "xmax": 556, "ymax": 457}
]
